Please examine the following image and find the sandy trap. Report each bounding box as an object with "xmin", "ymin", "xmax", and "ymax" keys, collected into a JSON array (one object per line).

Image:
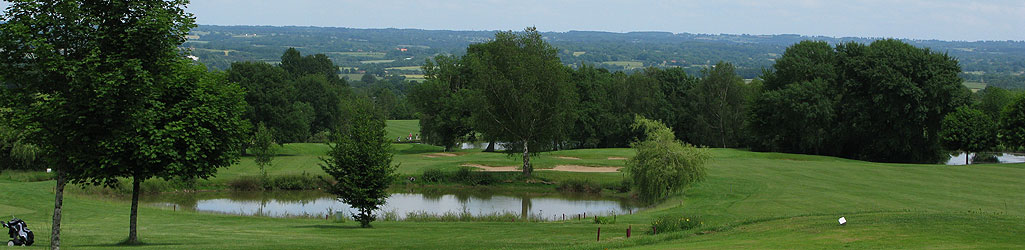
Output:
[
  {"xmin": 462, "ymin": 164, "xmax": 621, "ymax": 173},
  {"xmin": 607, "ymin": 157, "xmax": 627, "ymax": 160},
  {"xmin": 423, "ymin": 153, "xmax": 459, "ymax": 158},
  {"xmin": 553, "ymin": 156, "xmax": 581, "ymax": 160},
  {"xmin": 461, "ymin": 164, "xmax": 519, "ymax": 172}
]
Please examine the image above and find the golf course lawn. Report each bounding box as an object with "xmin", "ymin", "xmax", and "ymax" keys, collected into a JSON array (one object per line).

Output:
[{"xmin": 1, "ymin": 123, "xmax": 1023, "ymax": 248}]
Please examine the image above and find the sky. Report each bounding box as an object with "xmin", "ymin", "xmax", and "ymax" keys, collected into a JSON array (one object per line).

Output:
[{"xmin": 2, "ymin": 0, "xmax": 1024, "ymax": 41}]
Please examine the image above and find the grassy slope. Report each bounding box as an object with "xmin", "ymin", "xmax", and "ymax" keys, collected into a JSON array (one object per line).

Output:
[
  {"xmin": 1, "ymin": 120, "xmax": 1023, "ymax": 248},
  {"xmin": 384, "ymin": 120, "xmax": 420, "ymax": 141}
]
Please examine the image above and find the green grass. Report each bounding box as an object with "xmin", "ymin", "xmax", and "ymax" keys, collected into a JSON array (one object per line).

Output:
[
  {"xmin": 327, "ymin": 51, "xmax": 386, "ymax": 58},
  {"xmin": 601, "ymin": 61, "xmax": 644, "ymax": 69},
  {"xmin": 386, "ymin": 66, "xmax": 422, "ymax": 71},
  {"xmin": 3, "ymin": 125, "xmax": 1025, "ymax": 248},
  {"xmin": 963, "ymin": 81, "xmax": 987, "ymax": 90},
  {"xmin": 385, "ymin": 120, "xmax": 420, "ymax": 141},
  {"xmin": 361, "ymin": 59, "xmax": 395, "ymax": 64}
]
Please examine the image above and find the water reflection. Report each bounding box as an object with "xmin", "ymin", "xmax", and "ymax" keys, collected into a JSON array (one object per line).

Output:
[
  {"xmin": 459, "ymin": 142, "xmax": 507, "ymax": 150},
  {"xmin": 946, "ymin": 152, "xmax": 1025, "ymax": 165},
  {"xmin": 144, "ymin": 190, "xmax": 637, "ymax": 220}
]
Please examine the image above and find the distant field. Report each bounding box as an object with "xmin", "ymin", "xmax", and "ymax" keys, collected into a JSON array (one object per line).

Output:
[
  {"xmin": 327, "ymin": 51, "xmax": 387, "ymax": 58},
  {"xmin": 402, "ymin": 74, "xmax": 426, "ymax": 82},
  {"xmin": 339, "ymin": 73, "xmax": 371, "ymax": 81},
  {"xmin": 602, "ymin": 61, "xmax": 644, "ymax": 69},
  {"xmin": 963, "ymin": 81, "xmax": 987, "ymax": 91},
  {"xmin": 387, "ymin": 66, "xmax": 423, "ymax": 71},
  {"xmin": 362, "ymin": 59, "xmax": 397, "ymax": 63},
  {"xmin": 572, "ymin": 51, "xmax": 586, "ymax": 56}
]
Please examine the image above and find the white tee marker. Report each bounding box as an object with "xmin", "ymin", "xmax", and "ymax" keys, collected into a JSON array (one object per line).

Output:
[{"xmin": 838, "ymin": 216, "xmax": 847, "ymax": 225}]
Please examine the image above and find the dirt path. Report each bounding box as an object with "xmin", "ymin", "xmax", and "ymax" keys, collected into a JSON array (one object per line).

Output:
[
  {"xmin": 607, "ymin": 157, "xmax": 627, "ymax": 160},
  {"xmin": 461, "ymin": 164, "xmax": 520, "ymax": 172}
]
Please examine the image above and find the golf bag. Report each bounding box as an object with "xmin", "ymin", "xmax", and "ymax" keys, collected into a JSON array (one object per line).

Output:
[{"xmin": 2, "ymin": 218, "xmax": 33, "ymax": 246}]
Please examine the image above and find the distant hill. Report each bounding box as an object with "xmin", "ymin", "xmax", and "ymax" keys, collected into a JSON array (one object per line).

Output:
[{"xmin": 186, "ymin": 25, "xmax": 1025, "ymax": 88}]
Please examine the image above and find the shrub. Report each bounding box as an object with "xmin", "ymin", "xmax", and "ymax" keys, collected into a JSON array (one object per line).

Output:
[
  {"xmin": 593, "ymin": 215, "xmax": 616, "ymax": 224},
  {"xmin": 271, "ymin": 173, "xmax": 320, "ymax": 190},
  {"xmin": 973, "ymin": 153, "xmax": 999, "ymax": 163},
  {"xmin": 1, "ymin": 170, "xmax": 54, "ymax": 182},
  {"xmin": 452, "ymin": 167, "xmax": 494, "ymax": 186},
  {"xmin": 227, "ymin": 176, "xmax": 264, "ymax": 191},
  {"xmin": 421, "ymin": 169, "xmax": 445, "ymax": 182},
  {"xmin": 557, "ymin": 179, "xmax": 602, "ymax": 193},
  {"xmin": 628, "ymin": 116, "xmax": 709, "ymax": 203},
  {"xmin": 650, "ymin": 215, "xmax": 702, "ymax": 234}
]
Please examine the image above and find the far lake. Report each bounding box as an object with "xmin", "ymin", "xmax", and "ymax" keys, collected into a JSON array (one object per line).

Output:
[
  {"xmin": 946, "ymin": 152, "xmax": 1025, "ymax": 165},
  {"xmin": 143, "ymin": 189, "xmax": 638, "ymax": 220}
]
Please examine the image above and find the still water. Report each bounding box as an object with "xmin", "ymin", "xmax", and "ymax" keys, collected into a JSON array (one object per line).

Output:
[
  {"xmin": 144, "ymin": 189, "xmax": 637, "ymax": 220},
  {"xmin": 946, "ymin": 152, "xmax": 1025, "ymax": 165},
  {"xmin": 459, "ymin": 142, "xmax": 507, "ymax": 150}
]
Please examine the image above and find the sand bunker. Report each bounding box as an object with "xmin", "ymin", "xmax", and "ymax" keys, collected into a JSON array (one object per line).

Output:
[
  {"xmin": 554, "ymin": 156, "xmax": 581, "ymax": 160},
  {"xmin": 424, "ymin": 153, "xmax": 458, "ymax": 158},
  {"xmin": 542, "ymin": 165, "xmax": 622, "ymax": 173},
  {"xmin": 461, "ymin": 164, "xmax": 520, "ymax": 172},
  {"xmin": 607, "ymin": 157, "xmax": 627, "ymax": 160}
]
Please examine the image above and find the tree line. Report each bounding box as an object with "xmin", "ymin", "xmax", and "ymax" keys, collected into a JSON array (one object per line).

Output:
[{"xmin": 412, "ymin": 30, "xmax": 1025, "ymax": 166}]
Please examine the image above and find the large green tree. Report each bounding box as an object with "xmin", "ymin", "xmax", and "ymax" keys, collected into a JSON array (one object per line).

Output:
[
  {"xmin": 409, "ymin": 55, "xmax": 474, "ymax": 151},
  {"xmin": 688, "ymin": 62, "xmax": 750, "ymax": 148},
  {"xmin": 463, "ymin": 27, "xmax": 578, "ymax": 175},
  {"xmin": 117, "ymin": 60, "xmax": 247, "ymax": 243},
  {"xmin": 1001, "ymin": 95, "xmax": 1025, "ymax": 151},
  {"xmin": 749, "ymin": 39, "xmax": 969, "ymax": 163},
  {"xmin": 976, "ymin": 86, "xmax": 1014, "ymax": 119},
  {"xmin": 940, "ymin": 107, "xmax": 997, "ymax": 165},
  {"xmin": 321, "ymin": 99, "xmax": 395, "ymax": 228},
  {"xmin": 0, "ymin": 1, "xmax": 159, "ymax": 248}
]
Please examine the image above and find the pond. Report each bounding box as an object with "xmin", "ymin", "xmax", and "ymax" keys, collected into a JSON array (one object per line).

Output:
[
  {"xmin": 459, "ymin": 142, "xmax": 507, "ymax": 151},
  {"xmin": 946, "ymin": 152, "xmax": 1025, "ymax": 165},
  {"xmin": 142, "ymin": 189, "xmax": 638, "ymax": 221}
]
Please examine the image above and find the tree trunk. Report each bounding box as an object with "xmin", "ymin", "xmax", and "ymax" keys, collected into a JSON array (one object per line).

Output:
[
  {"xmin": 522, "ymin": 140, "xmax": 531, "ymax": 176},
  {"xmin": 51, "ymin": 168, "xmax": 66, "ymax": 250},
  {"xmin": 128, "ymin": 176, "xmax": 141, "ymax": 244},
  {"xmin": 484, "ymin": 141, "xmax": 496, "ymax": 152},
  {"xmin": 965, "ymin": 151, "xmax": 970, "ymax": 165}
]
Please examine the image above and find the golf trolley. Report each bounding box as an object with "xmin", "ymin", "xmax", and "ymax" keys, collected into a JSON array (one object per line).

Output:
[{"xmin": 2, "ymin": 218, "xmax": 33, "ymax": 246}]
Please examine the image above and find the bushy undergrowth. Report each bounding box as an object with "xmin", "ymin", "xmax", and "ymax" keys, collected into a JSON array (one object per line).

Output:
[
  {"xmin": 381, "ymin": 209, "xmax": 550, "ymax": 222},
  {"xmin": 0, "ymin": 170, "xmax": 54, "ymax": 182},
  {"xmin": 270, "ymin": 172, "xmax": 321, "ymax": 190},
  {"xmin": 227, "ymin": 176, "xmax": 264, "ymax": 191},
  {"xmin": 416, "ymin": 167, "xmax": 495, "ymax": 186},
  {"xmin": 227, "ymin": 173, "xmax": 324, "ymax": 191},
  {"xmin": 557, "ymin": 179, "xmax": 602, "ymax": 193},
  {"xmin": 650, "ymin": 215, "xmax": 703, "ymax": 234}
]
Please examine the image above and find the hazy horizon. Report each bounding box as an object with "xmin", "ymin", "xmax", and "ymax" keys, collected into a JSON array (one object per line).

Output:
[{"xmin": 2, "ymin": 0, "xmax": 1024, "ymax": 42}]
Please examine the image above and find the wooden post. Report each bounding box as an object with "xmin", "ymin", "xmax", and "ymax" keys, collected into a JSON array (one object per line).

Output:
[
  {"xmin": 562, "ymin": 214, "xmax": 565, "ymax": 220},
  {"xmin": 597, "ymin": 227, "xmax": 601, "ymax": 242},
  {"xmin": 653, "ymin": 225, "xmax": 657, "ymax": 235},
  {"xmin": 627, "ymin": 225, "xmax": 631, "ymax": 238}
]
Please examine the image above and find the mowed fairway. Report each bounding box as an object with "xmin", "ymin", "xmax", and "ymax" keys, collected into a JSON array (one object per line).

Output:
[
  {"xmin": 384, "ymin": 120, "xmax": 420, "ymax": 140},
  {"xmin": 0, "ymin": 121, "xmax": 1022, "ymax": 249}
]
